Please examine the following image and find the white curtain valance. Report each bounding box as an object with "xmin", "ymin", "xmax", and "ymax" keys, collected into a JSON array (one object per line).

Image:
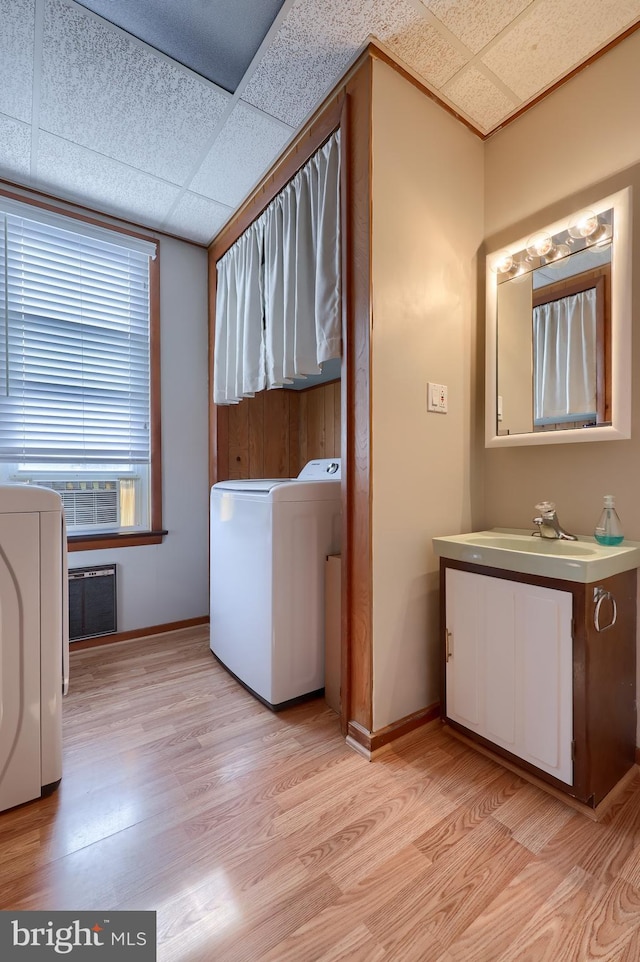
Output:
[
  {"xmin": 533, "ymin": 288, "xmax": 597, "ymax": 424},
  {"xmin": 214, "ymin": 129, "xmax": 341, "ymax": 406}
]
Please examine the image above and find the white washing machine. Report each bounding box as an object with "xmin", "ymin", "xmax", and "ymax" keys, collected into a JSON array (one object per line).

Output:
[
  {"xmin": 210, "ymin": 458, "xmax": 341, "ymax": 709},
  {"xmin": 0, "ymin": 484, "xmax": 68, "ymax": 813}
]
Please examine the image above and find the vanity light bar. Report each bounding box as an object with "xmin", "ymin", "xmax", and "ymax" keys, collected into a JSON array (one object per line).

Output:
[{"xmin": 490, "ymin": 206, "xmax": 614, "ymax": 281}]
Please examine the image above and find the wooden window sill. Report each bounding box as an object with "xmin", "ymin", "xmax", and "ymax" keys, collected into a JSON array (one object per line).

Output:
[{"xmin": 67, "ymin": 530, "xmax": 168, "ymax": 551}]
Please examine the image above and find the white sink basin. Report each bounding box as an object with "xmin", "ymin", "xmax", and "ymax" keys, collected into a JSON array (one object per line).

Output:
[{"xmin": 432, "ymin": 528, "xmax": 640, "ymax": 583}]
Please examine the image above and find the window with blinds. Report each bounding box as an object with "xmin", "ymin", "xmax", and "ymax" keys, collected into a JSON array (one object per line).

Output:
[{"xmin": 0, "ymin": 196, "xmax": 157, "ymax": 533}]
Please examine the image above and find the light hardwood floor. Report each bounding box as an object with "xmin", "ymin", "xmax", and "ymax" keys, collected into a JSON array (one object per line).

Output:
[{"xmin": 3, "ymin": 626, "xmax": 640, "ymax": 961}]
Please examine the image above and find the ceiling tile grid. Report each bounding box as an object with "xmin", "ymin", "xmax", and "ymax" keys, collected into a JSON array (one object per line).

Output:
[
  {"xmin": 421, "ymin": 0, "xmax": 533, "ymax": 55},
  {"xmin": 240, "ymin": 0, "xmax": 375, "ymax": 126},
  {"xmin": 189, "ymin": 102, "xmax": 295, "ymax": 207},
  {"xmin": 160, "ymin": 192, "xmax": 234, "ymax": 246},
  {"xmin": 1, "ymin": 0, "xmax": 639, "ymax": 245},
  {"xmin": 41, "ymin": 0, "xmax": 232, "ymax": 183},
  {"xmin": 442, "ymin": 67, "xmax": 519, "ymax": 133},
  {"xmin": 0, "ymin": 0, "xmax": 35, "ymax": 124},
  {"xmin": 375, "ymin": 3, "xmax": 468, "ymax": 89},
  {"xmin": 481, "ymin": 0, "xmax": 640, "ymax": 102}
]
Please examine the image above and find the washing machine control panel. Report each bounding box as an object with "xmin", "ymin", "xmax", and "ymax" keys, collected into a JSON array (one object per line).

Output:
[{"xmin": 297, "ymin": 458, "xmax": 341, "ymax": 481}]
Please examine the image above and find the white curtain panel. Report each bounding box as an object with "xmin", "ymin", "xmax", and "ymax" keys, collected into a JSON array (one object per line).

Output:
[
  {"xmin": 214, "ymin": 129, "xmax": 341, "ymax": 405},
  {"xmin": 533, "ymin": 288, "xmax": 597, "ymax": 422},
  {"xmin": 213, "ymin": 220, "xmax": 264, "ymax": 405}
]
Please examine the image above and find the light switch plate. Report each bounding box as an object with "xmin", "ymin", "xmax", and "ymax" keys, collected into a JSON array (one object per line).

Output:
[{"xmin": 427, "ymin": 382, "xmax": 448, "ymax": 413}]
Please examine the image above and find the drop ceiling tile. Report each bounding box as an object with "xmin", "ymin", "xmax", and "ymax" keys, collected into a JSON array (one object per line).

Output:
[
  {"xmin": 161, "ymin": 192, "xmax": 233, "ymax": 245},
  {"xmin": 482, "ymin": 0, "xmax": 640, "ymax": 101},
  {"xmin": 241, "ymin": 0, "xmax": 369, "ymax": 126},
  {"xmin": 35, "ymin": 133, "xmax": 181, "ymax": 227},
  {"xmin": 423, "ymin": 0, "xmax": 532, "ymax": 54},
  {"xmin": 0, "ymin": 0, "xmax": 35, "ymax": 123},
  {"xmin": 41, "ymin": 0, "xmax": 231, "ymax": 185},
  {"xmin": 0, "ymin": 114, "xmax": 31, "ymax": 180},
  {"xmin": 242, "ymin": 0, "xmax": 467, "ymax": 126},
  {"xmin": 191, "ymin": 103, "xmax": 294, "ymax": 207},
  {"xmin": 241, "ymin": 0, "xmax": 400, "ymax": 126},
  {"xmin": 442, "ymin": 67, "xmax": 519, "ymax": 134},
  {"xmin": 379, "ymin": 6, "xmax": 467, "ymax": 87}
]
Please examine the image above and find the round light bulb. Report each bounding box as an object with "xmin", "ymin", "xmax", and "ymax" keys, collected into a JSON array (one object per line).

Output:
[
  {"xmin": 567, "ymin": 210, "xmax": 598, "ymax": 239},
  {"xmin": 526, "ymin": 232, "xmax": 554, "ymax": 258},
  {"xmin": 585, "ymin": 223, "xmax": 612, "ymax": 249},
  {"xmin": 544, "ymin": 242, "xmax": 571, "ymax": 265},
  {"xmin": 491, "ymin": 251, "xmax": 514, "ymax": 274}
]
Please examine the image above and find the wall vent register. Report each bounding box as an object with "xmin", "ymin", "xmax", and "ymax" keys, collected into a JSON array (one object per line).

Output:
[{"xmin": 68, "ymin": 564, "xmax": 117, "ymax": 642}]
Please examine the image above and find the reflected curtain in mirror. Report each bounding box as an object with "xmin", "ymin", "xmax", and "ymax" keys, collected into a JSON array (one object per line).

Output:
[{"xmin": 533, "ymin": 288, "xmax": 597, "ymax": 427}]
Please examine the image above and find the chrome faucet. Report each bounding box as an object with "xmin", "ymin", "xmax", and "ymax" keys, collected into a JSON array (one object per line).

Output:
[{"xmin": 532, "ymin": 501, "xmax": 578, "ymax": 541}]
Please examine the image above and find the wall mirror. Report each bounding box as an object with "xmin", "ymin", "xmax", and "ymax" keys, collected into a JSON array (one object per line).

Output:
[{"xmin": 485, "ymin": 187, "xmax": 631, "ymax": 447}]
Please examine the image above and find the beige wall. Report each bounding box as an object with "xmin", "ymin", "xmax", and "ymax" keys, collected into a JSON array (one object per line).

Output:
[
  {"xmin": 485, "ymin": 32, "xmax": 640, "ymax": 238},
  {"xmin": 484, "ymin": 36, "xmax": 640, "ymax": 743},
  {"xmin": 483, "ymin": 35, "xmax": 640, "ymax": 542},
  {"xmin": 367, "ymin": 32, "xmax": 640, "ymax": 734},
  {"xmin": 371, "ymin": 59, "xmax": 484, "ymax": 730}
]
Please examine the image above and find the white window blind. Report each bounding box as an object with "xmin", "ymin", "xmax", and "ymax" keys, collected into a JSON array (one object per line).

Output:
[{"xmin": 0, "ymin": 201, "xmax": 156, "ymax": 464}]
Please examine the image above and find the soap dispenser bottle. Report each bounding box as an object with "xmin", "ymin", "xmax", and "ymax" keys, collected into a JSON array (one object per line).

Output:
[{"xmin": 594, "ymin": 495, "xmax": 624, "ymax": 546}]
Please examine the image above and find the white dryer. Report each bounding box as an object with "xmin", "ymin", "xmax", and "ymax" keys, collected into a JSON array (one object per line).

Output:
[
  {"xmin": 0, "ymin": 484, "xmax": 68, "ymax": 813},
  {"xmin": 210, "ymin": 458, "xmax": 341, "ymax": 709}
]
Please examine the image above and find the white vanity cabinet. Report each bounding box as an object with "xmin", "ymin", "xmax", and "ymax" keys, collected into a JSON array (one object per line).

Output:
[
  {"xmin": 439, "ymin": 558, "xmax": 637, "ymax": 812},
  {"xmin": 445, "ymin": 568, "xmax": 574, "ymax": 785}
]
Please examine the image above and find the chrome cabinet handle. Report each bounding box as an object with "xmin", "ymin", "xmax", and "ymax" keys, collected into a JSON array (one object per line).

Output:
[
  {"xmin": 446, "ymin": 629, "xmax": 453, "ymax": 661},
  {"xmin": 594, "ymin": 586, "xmax": 617, "ymax": 633}
]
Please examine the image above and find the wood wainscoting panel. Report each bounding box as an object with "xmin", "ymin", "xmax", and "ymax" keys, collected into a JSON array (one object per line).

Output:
[
  {"xmin": 217, "ymin": 381, "xmax": 341, "ymax": 482},
  {"xmin": 227, "ymin": 398, "xmax": 250, "ymax": 479},
  {"xmin": 302, "ymin": 385, "xmax": 324, "ymax": 466},
  {"xmin": 247, "ymin": 389, "xmax": 266, "ymax": 477},
  {"xmin": 263, "ymin": 389, "xmax": 291, "ymax": 477}
]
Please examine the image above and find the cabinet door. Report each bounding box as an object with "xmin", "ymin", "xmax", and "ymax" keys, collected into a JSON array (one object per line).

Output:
[
  {"xmin": 515, "ymin": 582, "xmax": 573, "ymax": 783},
  {"xmin": 445, "ymin": 568, "xmax": 485, "ymax": 732},
  {"xmin": 445, "ymin": 568, "xmax": 573, "ymax": 785}
]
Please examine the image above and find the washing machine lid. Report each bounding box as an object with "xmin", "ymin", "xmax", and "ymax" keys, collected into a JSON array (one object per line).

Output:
[
  {"xmin": 212, "ymin": 478, "xmax": 293, "ymax": 495},
  {"xmin": 212, "ymin": 459, "xmax": 341, "ymax": 497}
]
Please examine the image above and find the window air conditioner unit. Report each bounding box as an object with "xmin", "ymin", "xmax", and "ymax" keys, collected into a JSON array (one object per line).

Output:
[{"xmin": 33, "ymin": 480, "xmax": 120, "ymax": 529}]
